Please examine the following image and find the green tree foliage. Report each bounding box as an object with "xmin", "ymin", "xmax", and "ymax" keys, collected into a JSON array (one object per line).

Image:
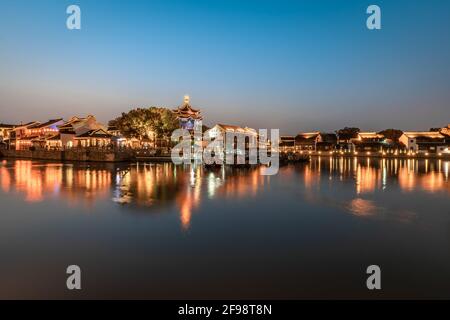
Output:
[
  {"xmin": 336, "ymin": 127, "xmax": 360, "ymax": 140},
  {"xmin": 378, "ymin": 129, "xmax": 403, "ymax": 141},
  {"xmin": 112, "ymin": 107, "xmax": 179, "ymax": 140}
]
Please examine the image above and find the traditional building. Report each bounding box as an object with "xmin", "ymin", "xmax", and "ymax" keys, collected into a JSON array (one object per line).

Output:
[
  {"xmin": 440, "ymin": 124, "xmax": 450, "ymax": 139},
  {"xmin": 279, "ymin": 136, "xmax": 296, "ymax": 153},
  {"xmin": 74, "ymin": 129, "xmax": 113, "ymax": 147},
  {"xmin": 316, "ymin": 133, "xmax": 338, "ymax": 152},
  {"xmin": 399, "ymin": 131, "xmax": 449, "ymax": 154},
  {"xmin": 11, "ymin": 119, "xmax": 64, "ymax": 150},
  {"xmin": 26, "ymin": 119, "xmax": 64, "ymax": 137},
  {"xmin": 204, "ymin": 124, "xmax": 257, "ymax": 161},
  {"xmin": 336, "ymin": 130, "xmax": 360, "ymax": 151},
  {"xmin": 294, "ymin": 132, "xmax": 320, "ymax": 151},
  {"xmin": 352, "ymin": 132, "xmax": 386, "ymax": 153},
  {"xmin": 0, "ymin": 124, "xmax": 16, "ymax": 143},
  {"xmin": 58, "ymin": 115, "xmax": 107, "ymax": 148},
  {"xmin": 10, "ymin": 121, "xmax": 40, "ymax": 150},
  {"xmin": 172, "ymin": 95, "xmax": 202, "ymax": 131}
]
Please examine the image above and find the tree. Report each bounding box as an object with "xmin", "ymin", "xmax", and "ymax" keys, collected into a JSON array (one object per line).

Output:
[
  {"xmin": 112, "ymin": 107, "xmax": 179, "ymax": 141},
  {"xmin": 378, "ymin": 129, "xmax": 403, "ymax": 141},
  {"xmin": 153, "ymin": 107, "xmax": 179, "ymax": 138},
  {"xmin": 336, "ymin": 127, "xmax": 360, "ymax": 141}
]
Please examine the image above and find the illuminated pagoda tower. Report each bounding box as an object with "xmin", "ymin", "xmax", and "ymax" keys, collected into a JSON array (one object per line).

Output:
[{"xmin": 172, "ymin": 95, "xmax": 203, "ymax": 131}]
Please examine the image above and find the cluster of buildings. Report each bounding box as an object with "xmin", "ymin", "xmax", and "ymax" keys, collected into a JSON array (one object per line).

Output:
[
  {"xmin": 0, "ymin": 96, "xmax": 203, "ymax": 152},
  {"xmin": 1, "ymin": 95, "xmax": 450, "ymax": 157},
  {"xmin": 279, "ymin": 127, "xmax": 450, "ymax": 156},
  {"xmin": 0, "ymin": 116, "xmax": 117, "ymax": 151}
]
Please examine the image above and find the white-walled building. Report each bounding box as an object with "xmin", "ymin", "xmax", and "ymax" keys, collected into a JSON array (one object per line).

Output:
[{"xmin": 399, "ymin": 131, "xmax": 449, "ymax": 154}]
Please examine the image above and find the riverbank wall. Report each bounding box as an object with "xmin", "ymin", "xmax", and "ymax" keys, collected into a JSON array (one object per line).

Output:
[
  {"xmin": 2, "ymin": 149, "xmax": 450, "ymax": 162},
  {"xmin": 0, "ymin": 149, "xmax": 133, "ymax": 162},
  {"xmin": 307, "ymin": 151, "xmax": 450, "ymax": 160}
]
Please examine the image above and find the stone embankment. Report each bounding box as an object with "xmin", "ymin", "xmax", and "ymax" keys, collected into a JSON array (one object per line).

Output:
[{"xmin": 0, "ymin": 149, "xmax": 133, "ymax": 162}]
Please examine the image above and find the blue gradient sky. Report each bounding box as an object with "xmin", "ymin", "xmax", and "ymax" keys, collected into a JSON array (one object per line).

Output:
[{"xmin": 1, "ymin": 0, "xmax": 449, "ymax": 134}]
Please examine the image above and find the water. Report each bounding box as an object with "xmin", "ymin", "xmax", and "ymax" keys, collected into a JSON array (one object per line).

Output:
[{"xmin": 0, "ymin": 158, "xmax": 449, "ymax": 299}]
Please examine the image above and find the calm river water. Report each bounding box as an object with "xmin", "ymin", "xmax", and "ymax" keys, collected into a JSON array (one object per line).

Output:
[{"xmin": 0, "ymin": 157, "xmax": 449, "ymax": 299}]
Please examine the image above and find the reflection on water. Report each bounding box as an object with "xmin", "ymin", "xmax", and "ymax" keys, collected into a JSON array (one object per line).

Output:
[
  {"xmin": 1, "ymin": 157, "xmax": 450, "ymax": 299},
  {"xmin": 0, "ymin": 160, "xmax": 268, "ymax": 229},
  {"xmin": 0, "ymin": 158, "xmax": 449, "ymax": 228}
]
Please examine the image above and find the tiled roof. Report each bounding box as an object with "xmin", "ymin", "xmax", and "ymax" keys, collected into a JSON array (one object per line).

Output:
[
  {"xmin": 0, "ymin": 124, "xmax": 17, "ymax": 128},
  {"xmin": 75, "ymin": 129, "xmax": 112, "ymax": 139},
  {"xmin": 216, "ymin": 124, "xmax": 256, "ymax": 134},
  {"xmin": 14, "ymin": 121, "xmax": 40, "ymax": 129},
  {"xmin": 358, "ymin": 132, "xmax": 384, "ymax": 139},
  {"xmin": 402, "ymin": 131, "xmax": 445, "ymax": 139},
  {"xmin": 295, "ymin": 132, "xmax": 320, "ymax": 143},
  {"xmin": 31, "ymin": 119, "xmax": 63, "ymax": 129}
]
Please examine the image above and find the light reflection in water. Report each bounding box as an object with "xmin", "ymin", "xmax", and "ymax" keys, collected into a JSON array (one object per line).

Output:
[{"xmin": 0, "ymin": 158, "xmax": 449, "ymax": 228}]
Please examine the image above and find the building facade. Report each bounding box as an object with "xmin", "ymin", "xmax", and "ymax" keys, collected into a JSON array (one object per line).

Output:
[{"xmin": 399, "ymin": 132, "xmax": 449, "ymax": 154}]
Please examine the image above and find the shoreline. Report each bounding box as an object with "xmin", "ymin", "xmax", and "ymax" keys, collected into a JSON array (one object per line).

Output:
[
  {"xmin": 2, "ymin": 150, "xmax": 450, "ymax": 163},
  {"xmin": 307, "ymin": 152, "xmax": 450, "ymax": 160}
]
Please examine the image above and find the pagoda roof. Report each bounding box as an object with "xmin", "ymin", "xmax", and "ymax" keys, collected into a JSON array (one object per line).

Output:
[{"xmin": 172, "ymin": 96, "xmax": 202, "ymax": 120}]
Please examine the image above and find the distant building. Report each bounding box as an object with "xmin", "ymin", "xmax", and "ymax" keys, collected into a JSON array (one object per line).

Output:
[
  {"xmin": 58, "ymin": 115, "xmax": 108, "ymax": 148},
  {"xmin": 172, "ymin": 96, "xmax": 203, "ymax": 131},
  {"xmin": 399, "ymin": 131, "xmax": 449, "ymax": 154},
  {"xmin": 294, "ymin": 132, "xmax": 320, "ymax": 151},
  {"xmin": 440, "ymin": 124, "xmax": 450, "ymax": 139},
  {"xmin": 336, "ymin": 131, "xmax": 359, "ymax": 151},
  {"xmin": 316, "ymin": 133, "xmax": 337, "ymax": 151},
  {"xmin": 352, "ymin": 132, "xmax": 385, "ymax": 153},
  {"xmin": 0, "ymin": 123, "xmax": 16, "ymax": 143},
  {"xmin": 10, "ymin": 121, "xmax": 41, "ymax": 150},
  {"xmin": 74, "ymin": 129, "xmax": 113, "ymax": 147},
  {"xmin": 279, "ymin": 136, "xmax": 295, "ymax": 153},
  {"xmin": 204, "ymin": 124, "xmax": 257, "ymax": 161}
]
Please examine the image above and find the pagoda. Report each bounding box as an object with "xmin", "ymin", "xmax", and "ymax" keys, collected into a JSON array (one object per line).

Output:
[{"xmin": 172, "ymin": 95, "xmax": 202, "ymax": 130}]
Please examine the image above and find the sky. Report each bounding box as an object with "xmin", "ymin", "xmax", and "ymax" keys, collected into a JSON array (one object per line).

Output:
[{"xmin": 0, "ymin": 0, "xmax": 449, "ymax": 134}]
